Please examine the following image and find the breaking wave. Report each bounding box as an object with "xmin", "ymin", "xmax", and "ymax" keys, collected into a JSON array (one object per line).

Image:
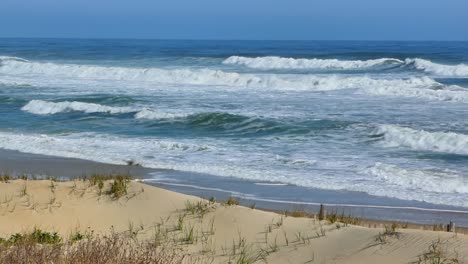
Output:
[
  {"xmin": 374, "ymin": 125, "xmax": 468, "ymax": 155},
  {"xmin": 405, "ymin": 58, "xmax": 468, "ymax": 77},
  {"xmin": 223, "ymin": 56, "xmax": 403, "ymax": 70},
  {"xmin": 22, "ymin": 100, "xmax": 135, "ymax": 115}
]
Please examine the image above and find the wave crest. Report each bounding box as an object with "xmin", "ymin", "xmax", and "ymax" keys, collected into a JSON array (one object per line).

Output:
[
  {"xmin": 223, "ymin": 56, "xmax": 468, "ymax": 77},
  {"xmin": 134, "ymin": 109, "xmax": 189, "ymax": 120},
  {"xmin": 374, "ymin": 125, "xmax": 468, "ymax": 155},
  {"xmin": 21, "ymin": 100, "xmax": 135, "ymax": 115},
  {"xmin": 405, "ymin": 58, "xmax": 468, "ymax": 77}
]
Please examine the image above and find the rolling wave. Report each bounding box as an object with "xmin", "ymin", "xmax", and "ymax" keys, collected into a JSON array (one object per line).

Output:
[
  {"xmin": 141, "ymin": 111, "xmax": 352, "ymax": 136},
  {"xmin": 223, "ymin": 55, "xmax": 468, "ymax": 77},
  {"xmin": 21, "ymin": 100, "xmax": 350, "ymax": 136},
  {"xmin": 374, "ymin": 125, "xmax": 468, "ymax": 155}
]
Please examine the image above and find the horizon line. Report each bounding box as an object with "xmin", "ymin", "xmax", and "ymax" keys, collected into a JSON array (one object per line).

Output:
[{"xmin": 0, "ymin": 36, "xmax": 467, "ymax": 42}]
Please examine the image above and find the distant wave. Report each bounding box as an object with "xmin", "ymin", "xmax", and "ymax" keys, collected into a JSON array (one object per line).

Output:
[
  {"xmin": 0, "ymin": 56, "xmax": 29, "ymax": 63},
  {"xmin": 3, "ymin": 57, "xmax": 468, "ymax": 103},
  {"xmin": 223, "ymin": 56, "xmax": 403, "ymax": 70},
  {"xmin": 374, "ymin": 125, "xmax": 468, "ymax": 155},
  {"xmin": 223, "ymin": 55, "xmax": 468, "ymax": 77},
  {"xmin": 0, "ymin": 56, "xmax": 440, "ymax": 90}
]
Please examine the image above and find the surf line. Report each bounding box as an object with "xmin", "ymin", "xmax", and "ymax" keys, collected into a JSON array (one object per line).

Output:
[{"xmin": 143, "ymin": 179, "xmax": 468, "ymax": 215}]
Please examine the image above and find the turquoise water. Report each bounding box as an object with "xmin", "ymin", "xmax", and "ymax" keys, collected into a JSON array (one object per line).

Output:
[{"xmin": 0, "ymin": 39, "xmax": 467, "ymax": 211}]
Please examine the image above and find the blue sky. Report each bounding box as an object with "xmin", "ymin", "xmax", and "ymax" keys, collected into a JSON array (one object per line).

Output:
[{"xmin": 0, "ymin": 0, "xmax": 467, "ymax": 40}]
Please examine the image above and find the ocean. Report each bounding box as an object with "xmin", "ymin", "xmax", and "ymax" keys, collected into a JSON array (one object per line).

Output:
[{"xmin": 1, "ymin": 39, "xmax": 467, "ymax": 221}]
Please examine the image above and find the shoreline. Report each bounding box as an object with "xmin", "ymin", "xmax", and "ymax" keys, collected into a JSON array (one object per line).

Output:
[{"xmin": 1, "ymin": 148, "xmax": 468, "ymax": 229}]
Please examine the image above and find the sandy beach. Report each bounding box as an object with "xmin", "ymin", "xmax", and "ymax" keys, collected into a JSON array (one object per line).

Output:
[{"xmin": 0, "ymin": 175, "xmax": 467, "ymax": 263}]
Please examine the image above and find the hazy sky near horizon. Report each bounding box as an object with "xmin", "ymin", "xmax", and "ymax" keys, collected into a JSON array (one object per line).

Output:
[{"xmin": 0, "ymin": 0, "xmax": 467, "ymax": 41}]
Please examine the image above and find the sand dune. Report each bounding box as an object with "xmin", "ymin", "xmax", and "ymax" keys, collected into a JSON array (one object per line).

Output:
[{"xmin": 0, "ymin": 179, "xmax": 466, "ymax": 263}]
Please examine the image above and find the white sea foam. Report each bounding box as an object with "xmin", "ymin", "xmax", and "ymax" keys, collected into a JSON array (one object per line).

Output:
[
  {"xmin": 223, "ymin": 56, "xmax": 403, "ymax": 70},
  {"xmin": 375, "ymin": 125, "xmax": 468, "ymax": 155},
  {"xmin": 21, "ymin": 100, "xmax": 135, "ymax": 115},
  {"xmin": 406, "ymin": 58, "xmax": 468, "ymax": 77}
]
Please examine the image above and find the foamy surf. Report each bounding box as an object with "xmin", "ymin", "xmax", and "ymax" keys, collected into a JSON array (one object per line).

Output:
[
  {"xmin": 366, "ymin": 162, "xmax": 468, "ymax": 194},
  {"xmin": 0, "ymin": 129, "xmax": 467, "ymax": 207}
]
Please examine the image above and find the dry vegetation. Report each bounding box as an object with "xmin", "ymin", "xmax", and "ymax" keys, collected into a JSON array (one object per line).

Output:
[{"xmin": 0, "ymin": 230, "xmax": 187, "ymax": 264}]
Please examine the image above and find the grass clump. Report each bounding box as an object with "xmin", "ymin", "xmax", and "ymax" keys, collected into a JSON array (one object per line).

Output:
[
  {"xmin": 225, "ymin": 196, "xmax": 239, "ymax": 206},
  {"xmin": 0, "ymin": 229, "xmax": 62, "ymax": 246},
  {"xmin": 184, "ymin": 200, "xmax": 211, "ymax": 217},
  {"xmin": 375, "ymin": 223, "xmax": 400, "ymax": 244},
  {"xmin": 74, "ymin": 173, "xmax": 134, "ymax": 199},
  {"xmin": 181, "ymin": 225, "xmax": 196, "ymax": 244},
  {"xmin": 417, "ymin": 239, "xmax": 460, "ymax": 264},
  {"xmin": 326, "ymin": 211, "xmax": 361, "ymax": 226},
  {"xmin": 106, "ymin": 175, "xmax": 132, "ymax": 199},
  {"xmin": 0, "ymin": 174, "xmax": 11, "ymax": 183},
  {"xmin": 289, "ymin": 210, "xmax": 307, "ymax": 218},
  {"xmin": 69, "ymin": 231, "xmax": 86, "ymax": 243}
]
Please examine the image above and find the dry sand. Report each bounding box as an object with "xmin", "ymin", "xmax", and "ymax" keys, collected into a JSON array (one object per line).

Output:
[{"xmin": 0, "ymin": 179, "xmax": 466, "ymax": 263}]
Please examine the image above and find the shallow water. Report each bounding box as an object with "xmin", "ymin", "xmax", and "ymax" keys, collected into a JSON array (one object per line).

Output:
[{"xmin": 0, "ymin": 39, "xmax": 467, "ymax": 210}]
